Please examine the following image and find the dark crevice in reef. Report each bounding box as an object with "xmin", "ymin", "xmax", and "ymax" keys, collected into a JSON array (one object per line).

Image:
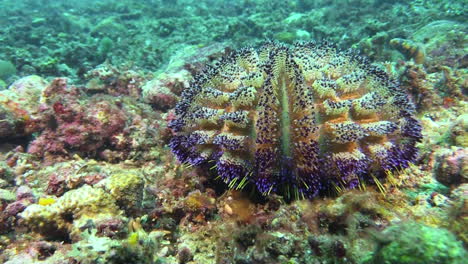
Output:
[{"xmin": 0, "ymin": 136, "xmax": 31, "ymax": 151}]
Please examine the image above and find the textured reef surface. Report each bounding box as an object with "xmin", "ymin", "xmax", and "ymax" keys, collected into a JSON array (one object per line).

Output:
[
  {"xmin": 0, "ymin": 0, "xmax": 466, "ymax": 264},
  {"xmin": 170, "ymin": 41, "xmax": 422, "ymax": 197}
]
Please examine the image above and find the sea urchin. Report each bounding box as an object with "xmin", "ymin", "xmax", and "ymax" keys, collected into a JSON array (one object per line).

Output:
[{"xmin": 170, "ymin": 41, "xmax": 421, "ymax": 198}]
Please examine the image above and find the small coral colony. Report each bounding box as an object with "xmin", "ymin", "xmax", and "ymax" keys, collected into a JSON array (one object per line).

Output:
[{"xmin": 170, "ymin": 41, "xmax": 421, "ymax": 198}]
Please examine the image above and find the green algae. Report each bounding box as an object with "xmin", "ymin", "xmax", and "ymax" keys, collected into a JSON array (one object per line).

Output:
[
  {"xmin": 369, "ymin": 222, "xmax": 467, "ymax": 264},
  {"xmin": 0, "ymin": 60, "xmax": 16, "ymax": 80}
]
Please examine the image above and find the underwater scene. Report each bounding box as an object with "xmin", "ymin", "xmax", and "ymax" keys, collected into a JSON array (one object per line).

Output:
[{"xmin": 0, "ymin": 0, "xmax": 467, "ymax": 263}]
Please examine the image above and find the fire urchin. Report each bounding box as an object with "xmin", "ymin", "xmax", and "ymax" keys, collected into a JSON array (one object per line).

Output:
[{"xmin": 169, "ymin": 41, "xmax": 421, "ymax": 198}]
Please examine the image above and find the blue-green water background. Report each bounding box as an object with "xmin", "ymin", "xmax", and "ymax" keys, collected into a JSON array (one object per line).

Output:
[{"xmin": 0, "ymin": 0, "xmax": 466, "ymax": 82}]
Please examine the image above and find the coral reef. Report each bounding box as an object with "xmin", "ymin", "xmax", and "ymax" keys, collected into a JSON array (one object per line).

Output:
[
  {"xmin": 399, "ymin": 62, "xmax": 443, "ymax": 110},
  {"xmin": 170, "ymin": 41, "xmax": 422, "ymax": 198},
  {"xmin": 0, "ymin": 1, "xmax": 467, "ymax": 263},
  {"xmin": 448, "ymin": 114, "xmax": 468, "ymax": 147}
]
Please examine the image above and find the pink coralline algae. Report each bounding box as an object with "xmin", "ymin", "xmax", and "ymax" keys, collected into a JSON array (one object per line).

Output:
[
  {"xmin": 25, "ymin": 78, "xmax": 162, "ymax": 162},
  {"xmin": 27, "ymin": 78, "xmax": 127, "ymax": 158},
  {"xmin": 0, "ymin": 75, "xmax": 47, "ymax": 138},
  {"xmin": 170, "ymin": 41, "xmax": 422, "ymax": 198}
]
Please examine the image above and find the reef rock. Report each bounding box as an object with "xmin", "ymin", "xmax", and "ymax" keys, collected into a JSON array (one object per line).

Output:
[{"xmin": 20, "ymin": 185, "xmax": 126, "ymax": 241}]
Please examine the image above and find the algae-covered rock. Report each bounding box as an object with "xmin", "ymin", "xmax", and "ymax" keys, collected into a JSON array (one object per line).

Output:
[
  {"xmin": 0, "ymin": 189, "xmax": 15, "ymax": 202},
  {"xmin": 0, "ymin": 104, "xmax": 20, "ymax": 138},
  {"xmin": 449, "ymin": 114, "xmax": 468, "ymax": 147},
  {"xmin": 105, "ymin": 172, "xmax": 145, "ymax": 212},
  {"xmin": 370, "ymin": 222, "xmax": 467, "ymax": 264},
  {"xmin": 20, "ymin": 185, "xmax": 126, "ymax": 241},
  {"xmin": 8, "ymin": 75, "xmax": 47, "ymax": 98},
  {"xmin": 6, "ymin": 75, "xmax": 48, "ymax": 113},
  {"xmin": 0, "ymin": 60, "xmax": 16, "ymax": 81},
  {"xmin": 68, "ymin": 230, "xmax": 122, "ymax": 263},
  {"xmin": 434, "ymin": 147, "xmax": 467, "ymax": 186},
  {"xmin": 413, "ymin": 20, "xmax": 467, "ymax": 68},
  {"xmin": 141, "ymin": 77, "xmax": 179, "ymax": 111},
  {"xmin": 0, "ymin": 79, "xmax": 6, "ymax": 90}
]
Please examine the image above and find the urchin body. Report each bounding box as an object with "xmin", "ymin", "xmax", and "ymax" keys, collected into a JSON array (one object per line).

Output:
[{"xmin": 170, "ymin": 41, "xmax": 421, "ymax": 198}]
